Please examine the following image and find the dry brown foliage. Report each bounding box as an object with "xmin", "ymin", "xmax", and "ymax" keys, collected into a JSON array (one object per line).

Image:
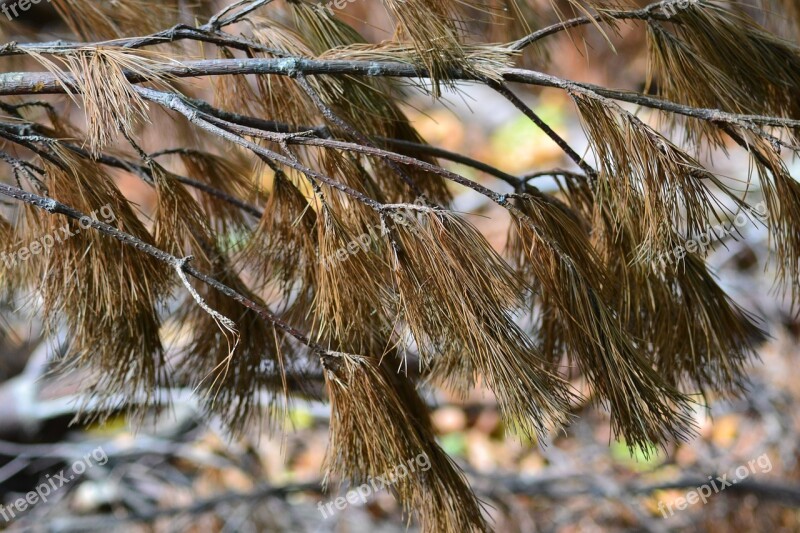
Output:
[{"xmin": 1, "ymin": 0, "xmax": 799, "ymax": 530}]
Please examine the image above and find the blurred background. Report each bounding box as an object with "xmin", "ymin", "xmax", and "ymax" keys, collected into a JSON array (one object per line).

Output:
[{"xmin": 1, "ymin": 1, "xmax": 800, "ymax": 531}]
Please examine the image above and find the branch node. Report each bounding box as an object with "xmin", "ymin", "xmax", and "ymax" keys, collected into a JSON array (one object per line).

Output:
[{"xmin": 41, "ymin": 198, "xmax": 58, "ymax": 212}]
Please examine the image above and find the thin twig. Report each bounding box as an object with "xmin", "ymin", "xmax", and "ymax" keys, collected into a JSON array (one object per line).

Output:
[
  {"xmin": 293, "ymin": 73, "xmax": 426, "ymax": 199},
  {"xmin": 510, "ymin": 1, "xmax": 677, "ymax": 51},
  {"xmin": 490, "ymin": 81, "xmax": 598, "ymax": 179},
  {"xmin": 203, "ymin": 0, "xmax": 274, "ymax": 31}
]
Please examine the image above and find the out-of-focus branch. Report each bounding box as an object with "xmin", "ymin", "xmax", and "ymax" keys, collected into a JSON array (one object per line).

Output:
[{"xmin": 24, "ymin": 469, "xmax": 800, "ymax": 530}]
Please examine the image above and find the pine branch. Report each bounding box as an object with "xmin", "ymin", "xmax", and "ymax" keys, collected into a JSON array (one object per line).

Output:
[
  {"xmin": 0, "ymin": 182, "xmax": 328, "ymax": 359},
  {"xmin": 2, "ymin": 56, "xmax": 799, "ymax": 134},
  {"xmin": 152, "ymin": 98, "xmax": 526, "ymax": 187},
  {"xmin": 0, "ymin": 124, "xmax": 265, "ymax": 217},
  {"xmin": 1, "ymin": 3, "xmax": 795, "ymax": 528}
]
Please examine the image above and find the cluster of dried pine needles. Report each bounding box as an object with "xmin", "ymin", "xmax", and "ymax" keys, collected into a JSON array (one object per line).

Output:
[{"xmin": 1, "ymin": 0, "xmax": 800, "ymax": 530}]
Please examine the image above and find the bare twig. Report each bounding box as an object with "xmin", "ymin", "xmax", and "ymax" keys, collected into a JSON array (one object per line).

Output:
[{"xmin": 490, "ymin": 81, "xmax": 598, "ymax": 179}]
